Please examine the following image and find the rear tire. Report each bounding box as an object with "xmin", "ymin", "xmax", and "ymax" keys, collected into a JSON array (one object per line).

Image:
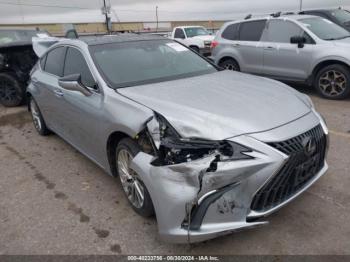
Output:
[
  {"xmin": 116, "ymin": 138, "xmax": 155, "ymax": 217},
  {"xmin": 314, "ymin": 64, "xmax": 350, "ymax": 100},
  {"xmin": 29, "ymin": 97, "xmax": 50, "ymax": 136},
  {"xmin": 219, "ymin": 58, "xmax": 240, "ymax": 71},
  {"xmin": 190, "ymin": 46, "xmax": 200, "ymax": 53},
  {"xmin": 0, "ymin": 73, "xmax": 25, "ymax": 107}
]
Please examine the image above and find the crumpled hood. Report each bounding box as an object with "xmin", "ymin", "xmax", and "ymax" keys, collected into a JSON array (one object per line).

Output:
[{"xmin": 119, "ymin": 71, "xmax": 311, "ymax": 140}]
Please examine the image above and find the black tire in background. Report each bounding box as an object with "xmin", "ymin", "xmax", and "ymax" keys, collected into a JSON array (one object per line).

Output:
[
  {"xmin": 315, "ymin": 64, "xmax": 350, "ymax": 100},
  {"xmin": 116, "ymin": 138, "xmax": 155, "ymax": 217},
  {"xmin": 0, "ymin": 72, "xmax": 25, "ymax": 107},
  {"xmin": 190, "ymin": 46, "xmax": 200, "ymax": 53},
  {"xmin": 29, "ymin": 97, "xmax": 50, "ymax": 136},
  {"xmin": 219, "ymin": 58, "xmax": 240, "ymax": 71}
]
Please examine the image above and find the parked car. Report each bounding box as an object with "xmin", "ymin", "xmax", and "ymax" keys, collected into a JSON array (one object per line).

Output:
[
  {"xmin": 0, "ymin": 28, "xmax": 49, "ymax": 107},
  {"xmin": 28, "ymin": 34, "xmax": 328, "ymax": 243},
  {"xmin": 171, "ymin": 26, "xmax": 214, "ymax": 56},
  {"xmin": 212, "ymin": 14, "xmax": 350, "ymax": 99},
  {"xmin": 300, "ymin": 8, "xmax": 350, "ymax": 32}
]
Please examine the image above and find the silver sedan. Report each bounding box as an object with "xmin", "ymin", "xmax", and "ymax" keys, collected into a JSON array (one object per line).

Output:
[{"xmin": 27, "ymin": 34, "xmax": 328, "ymax": 243}]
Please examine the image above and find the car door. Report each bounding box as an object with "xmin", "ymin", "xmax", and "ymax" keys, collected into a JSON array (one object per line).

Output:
[
  {"xmin": 261, "ymin": 19, "xmax": 315, "ymax": 81},
  {"xmin": 174, "ymin": 28, "xmax": 187, "ymax": 45},
  {"xmin": 59, "ymin": 46, "xmax": 105, "ymax": 164},
  {"xmin": 235, "ymin": 20, "xmax": 266, "ymax": 74},
  {"xmin": 34, "ymin": 46, "xmax": 67, "ymax": 134}
]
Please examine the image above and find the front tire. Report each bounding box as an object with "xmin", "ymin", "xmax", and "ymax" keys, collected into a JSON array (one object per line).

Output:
[
  {"xmin": 116, "ymin": 138, "xmax": 154, "ymax": 217},
  {"xmin": 0, "ymin": 73, "xmax": 25, "ymax": 107},
  {"xmin": 219, "ymin": 58, "xmax": 240, "ymax": 71},
  {"xmin": 315, "ymin": 64, "xmax": 350, "ymax": 100},
  {"xmin": 29, "ymin": 97, "xmax": 50, "ymax": 136}
]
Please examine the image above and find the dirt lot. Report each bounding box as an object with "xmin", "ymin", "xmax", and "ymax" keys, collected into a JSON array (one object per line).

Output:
[{"xmin": 0, "ymin": 86, "xmax": 349, "ymax": 255}]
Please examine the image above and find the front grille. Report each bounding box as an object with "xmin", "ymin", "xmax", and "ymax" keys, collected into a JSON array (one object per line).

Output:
[{"xmin": 251, "ymin": 125, "xmax": 327, "ymax": 212}]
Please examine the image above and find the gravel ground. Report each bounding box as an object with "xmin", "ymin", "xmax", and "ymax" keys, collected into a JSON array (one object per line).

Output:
[{"xmin": 0, "ymin": 86, "xmax": 349, "ymax": 255}]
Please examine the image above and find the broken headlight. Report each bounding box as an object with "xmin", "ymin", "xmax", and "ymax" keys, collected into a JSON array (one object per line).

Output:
[{"xmin": 153, "ymin": 114, "xmax": 252, "ymax": 165}]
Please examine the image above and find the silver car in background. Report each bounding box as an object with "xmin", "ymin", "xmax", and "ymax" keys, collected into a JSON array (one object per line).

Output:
[
  {"xmin": 212, "ymin": 14, "xmax": 350, "ymax": 100},
  {"xmin": 28, "ymin": 34, "xmax": 328, "ymax": 243}
]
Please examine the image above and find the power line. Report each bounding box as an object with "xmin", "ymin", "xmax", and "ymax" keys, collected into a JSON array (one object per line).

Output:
[{"xmin": 0, "ymin": 1, "xmax": 93, "ymax": 10}]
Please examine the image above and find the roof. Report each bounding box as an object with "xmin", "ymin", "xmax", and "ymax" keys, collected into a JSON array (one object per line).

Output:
[
  {"xmin": 227, "ymin": 14, "xmax": 318, "ymax": 24},
  {"xmin": 80, "ymin": 33, "xmax": 167, "ymax": 46},
  {"xmin": 175, "ymin": 26, "xmax": 205, "ymax": 29},
  {"xmin": 301, "ymin": 9, "xmax": 337, "ymax": 14}
]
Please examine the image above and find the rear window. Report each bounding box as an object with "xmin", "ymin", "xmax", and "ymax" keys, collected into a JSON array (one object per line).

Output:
[
  {"xmin": 44, "ymin": 47, "xmax": 66, "ymax": 77},
  {"xmin": 239, "ymin": 20, "xmax": 266, "ymax": 41},
  {"xmin": 222, "ymin": 23, "xmax": 239, "ymax": 40}
]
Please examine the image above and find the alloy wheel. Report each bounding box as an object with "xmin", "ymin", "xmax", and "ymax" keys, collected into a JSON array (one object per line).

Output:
[
  {"xmin": 117, "ymin": 149, "xmax": 145, "ymax": 209},
  {"xmin": 0, "ymin": 78, "xmax": 19, "ymax": 103},
  {"xmin": 319, "ymin": 70, "xmax": 347, "ymax": 97},
  {"xmin": 224, "ymin": 63, "xmax": 237, "ymax": 71}
]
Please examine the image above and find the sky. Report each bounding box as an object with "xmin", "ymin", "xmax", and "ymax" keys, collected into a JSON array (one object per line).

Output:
[{"xmin": 0, "ymin": 0, "xmax": 349, "ymax": 24}]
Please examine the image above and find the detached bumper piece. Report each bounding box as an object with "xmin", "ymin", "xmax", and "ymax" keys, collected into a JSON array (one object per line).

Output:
[{"xmin": 251, "ymin": 124, "xmax": 327, "ymax": 212}]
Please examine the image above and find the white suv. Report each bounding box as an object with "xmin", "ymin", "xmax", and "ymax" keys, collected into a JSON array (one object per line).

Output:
[{"xmin": 212, "ymin": 14, "xmax": 350, "ymax": 99}]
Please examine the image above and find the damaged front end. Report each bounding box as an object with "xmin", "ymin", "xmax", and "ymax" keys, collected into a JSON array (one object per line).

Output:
[{"xmin": 130, "ymin": 112, "xmax": 292, "ymax": 243}]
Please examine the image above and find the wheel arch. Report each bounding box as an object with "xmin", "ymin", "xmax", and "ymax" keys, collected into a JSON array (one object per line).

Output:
[
  {"xmin": 106, "ymin": 131, "xmax": 131, "ymax": 177},
  {"xmin": 310, "ymin": 59, "xmax": 350, "ymax": 85},
  {"xmin": 218, "ymin": 56, "xmax": 241, "ymax": 70}
]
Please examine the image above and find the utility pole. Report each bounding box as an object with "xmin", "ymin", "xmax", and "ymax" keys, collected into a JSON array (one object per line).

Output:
[
  {"xmin": 102, "ymin": 0, "xmax": 111, "ymax": 34},
  {"xmin": 156, "ymin": 6, "xmax": 159, "ymax": 32},
  {"xmin": 299, "ymin": 0, "xmax": 303, "ymax": 11}
]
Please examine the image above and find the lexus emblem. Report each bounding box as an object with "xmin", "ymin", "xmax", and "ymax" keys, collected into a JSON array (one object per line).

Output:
[{"xmin": 302, "ymin": 136, "xmax": 316, "ymax": 156}]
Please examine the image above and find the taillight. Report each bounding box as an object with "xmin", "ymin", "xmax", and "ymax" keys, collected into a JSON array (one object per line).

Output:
[{"xmin": 210, "ymin": 41, "xmax": 219, "ymax": 49}]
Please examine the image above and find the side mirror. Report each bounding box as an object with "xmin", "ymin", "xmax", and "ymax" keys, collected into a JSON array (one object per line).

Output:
[
  {"xmin": 290, "ymin": 36, "xmax": 306, "ymax": 48},
  {"xmin": 58, "ymin": 74, "xmax": 92, "ymax": 96}
]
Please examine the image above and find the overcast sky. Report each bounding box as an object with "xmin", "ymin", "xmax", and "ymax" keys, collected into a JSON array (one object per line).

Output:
[{"xmin": 0, "ymin": 0, "xmax": 349, "ymax": 24}]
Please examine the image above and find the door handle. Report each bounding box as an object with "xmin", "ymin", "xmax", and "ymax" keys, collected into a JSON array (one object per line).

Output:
[
  {"xmin": 264, "ymin": 46, "xmax": 276, "ymax": 50},
  {"xmin": 54, "ymin": 89, "xmax": 64, "ymax": 97},
  {"xmin": 233, "ymin": 43, "xmax": 241, "ymax": 47}
]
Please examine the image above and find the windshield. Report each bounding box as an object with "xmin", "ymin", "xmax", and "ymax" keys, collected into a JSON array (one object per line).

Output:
[
  {"xmin": 330, "ymin": 9, "xmax": 350, "ymax": 24},
  {"xmin": 89, "ymin": 40, "xmax": 217, "ymax": 88},
  {"xmin": 184, "ymin": 27, "xmax": 210, "ymax": 38},
  {"xmin": 300, "ymin": 17, "xmax": 350, "ymax": 40},
  {"xmin": 0, "ymin": 30, "xmax": 49, "ymax": 45}
]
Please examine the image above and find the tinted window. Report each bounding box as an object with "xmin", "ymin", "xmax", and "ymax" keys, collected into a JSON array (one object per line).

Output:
[
  {"xmin": 64, "ymin": 47, "xmax": 95, "ymax": 88},
  {"xmin": 239, "ymin": 20, "xmax": 266, "ymax": 41},
  {"xmin": 44, "ymin": 47, "xmax": 66, "ymax": 76},
  {"xmin": 300, "ymin": 17, "xmax": 350, "ymax": 40},
  {"xmin": 266, "ymin": 20, "xmax": 304, "ymax": 43},
  {"xmin": 89, "ymin": 40, "xmax": 216, "ymax": 88},
  {"xmin": 174, "ymin": 29, "xmax": 186, "ymax": 39},
  {"xmin": 222, "ymin": 23, "xmax": 239, "ymax": 40}
]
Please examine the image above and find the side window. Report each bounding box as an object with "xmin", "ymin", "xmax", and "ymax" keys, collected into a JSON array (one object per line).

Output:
[
  {"xmin": 40, "ymin": 55, "xmax": 47, "ymax": 70},
  {"xmin": 174, "ymin": 28, "xmax": 186, "ymax": 39},
  {"xmin": 64, "ymin": 47, "xmax": 96, "ymax": 88},
  {"xmin": 239, "ymin": 20, "xmax": 266, "ymax": 41},
  {"xmin": 222, "ymin": 23, "xmax": 239, "ymax": 40},
  {"xmin": 266, "ymin": 20, "xmax": 304, "ymax": 43},
  {"xmin": 44, "ymin": 47, "xmax": 66, "ymax": 76}
]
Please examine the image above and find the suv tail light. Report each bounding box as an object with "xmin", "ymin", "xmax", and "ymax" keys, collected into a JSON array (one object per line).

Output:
[{"xmin": 210, "ymin": 41, "xmax": 219, "ymax": 50}]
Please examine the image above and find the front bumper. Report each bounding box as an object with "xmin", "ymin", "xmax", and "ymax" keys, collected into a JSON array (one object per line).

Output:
[{"xmin": 130, "ymin": 112, "xmax": 328, "ymax": 243}]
